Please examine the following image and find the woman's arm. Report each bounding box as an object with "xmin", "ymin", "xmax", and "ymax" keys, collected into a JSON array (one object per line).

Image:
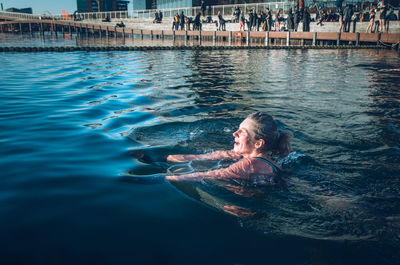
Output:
[
  {"xmin": 167, "ymin": 150, "xmax": 241, "ymax": 163},
  {"xmin": 166, "ymin": 158, "xmax": 252, "ymax": 182}
]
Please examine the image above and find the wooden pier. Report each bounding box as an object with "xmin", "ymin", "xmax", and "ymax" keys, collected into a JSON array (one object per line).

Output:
[{"xmin": 1, "ymin": 18, "xmax": 400, "ymax": 49}]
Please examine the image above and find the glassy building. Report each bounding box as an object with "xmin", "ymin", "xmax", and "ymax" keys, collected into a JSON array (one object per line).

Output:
[{"xmin": 77, "ymin": 0, "xmax": 130, "ymax": 12}]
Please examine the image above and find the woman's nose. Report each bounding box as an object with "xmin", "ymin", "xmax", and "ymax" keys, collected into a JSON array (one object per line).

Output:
[{"xmin": 233, "ymin": 130, "xmax": 238, "ymax": 137}]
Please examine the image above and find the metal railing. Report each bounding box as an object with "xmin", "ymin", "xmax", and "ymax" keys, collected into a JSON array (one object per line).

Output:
[
  {"xmin": 0, "ymin": 1, "xmax": 375, "ymax": 22},
  {"xmin": 75, "ymin": 2, "xmax": 295, "ymax": 20},
  {"xmin": 0, "ymin": 11, "xmax": 42, "ymax": 20}
]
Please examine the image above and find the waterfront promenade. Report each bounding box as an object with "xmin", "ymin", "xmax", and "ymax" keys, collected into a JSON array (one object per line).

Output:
[{"xmin": 1, "ymin": 11, "xmax": 400, "ymax": 49}]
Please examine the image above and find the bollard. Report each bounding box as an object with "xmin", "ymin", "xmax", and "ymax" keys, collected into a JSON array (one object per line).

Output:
[
  {"xmin": 185, "ymin": 30, "xmax": 188, "ymax": 45},
  {"xmin": 377, "ymin": 33, "xmax": 381, "ymax": 46},
  {"xmin": 246, "ymin": 31, "xmax": 250, "ymax": 46},
  {"xmin": 99, "ymin": 26, "xmax": 102, "ymax": 38},
  {"xmin": 337, "ymin": 32, "xmax": 341, "ymax": 46},
  {"xmin": 172, "ymin": 30, "xmax": 175, "ymax": 41},
  {"xmin": 61, "ymin": 25, "xmax": 64, "ymax": 36},
  {"xmin": 19, "ymin": 23, "xmax": 22, "ymax": 34},
  {"xmin": 106, "ymin": 26, "xmax": 109, "ymax": 40},
  {"xmin": 313, "ymin": 32, "xmax": 317, "ymax": 46},
  {"xmin": 229, "ymin": 31, "xmax": 232, "ymax": 46},
  {"xmin": 114, "ymin": 26, "xmax": 117, "ymax": 41},
  {"xmin": 92, "ymin": 25, "xmax": 95, "ymax": 39},
  {"xmin": 198, "ymin": 30, "xmax": 201, "ymax": 45},
  {"xmin": 286, "ymin": 31, "xmax": 290, "ymax": 46},
  {"xmin": 265, "ymin": 31, "xmax": 269, "ymax": 46},
  {"xmin": 161, "ymin": 30, "xmax": 164, "ymax": 40},
  {"xmin": 151, "ymin": 30, "xmax": 154, "ymax": 40},
  {"xmin": 86, "ymin": 24, "xmax": 89, "ymax": 38},
  {"xmin": 29, "ymin": 23, "xmax": 32, "ymax": 35},
  {"xmin": 123, "ymin": 27, "xmax": 125, "ymax": 42},
  {"xmin": 40, "ymin": 23, "xmax": 44, "ymax": 36},
  {"xmin": 213, "ymin": 31, "xmax": 217, "ymax": 46},
  {"xmin": 356, "ymin": 32, "xmax": 360, "ymax": 46},
  {"xmin": 140, "ymin": 29, "xmax": 143, "ymax": 39},
  {"xmin": 68, "ymin": 23, "xmax": 71, "ymax": 35},
  {"xmin": 131, "ymin": 29, "xmax": 134, "ymax": 40}
]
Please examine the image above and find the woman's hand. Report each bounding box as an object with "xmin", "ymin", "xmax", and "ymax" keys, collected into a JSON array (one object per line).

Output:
[{"xmin": 166, "ymin": 155, "xmax": 189, "ymax": 163}]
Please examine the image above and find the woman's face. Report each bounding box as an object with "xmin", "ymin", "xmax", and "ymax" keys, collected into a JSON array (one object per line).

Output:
[{"xmin": 232, "ymin": 118, "xmax": 257, "ymax": 156}]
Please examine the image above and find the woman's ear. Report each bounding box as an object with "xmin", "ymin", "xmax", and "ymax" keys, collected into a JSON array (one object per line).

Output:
[{"xmin": 254, "ymin": 139, "xmax": 265, "ymax": 149}]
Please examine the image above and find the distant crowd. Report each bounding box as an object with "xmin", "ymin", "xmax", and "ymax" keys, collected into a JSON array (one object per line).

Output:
[{"xmin": 166, "ymin": 0, "xmax": 398, "ymax": 33}]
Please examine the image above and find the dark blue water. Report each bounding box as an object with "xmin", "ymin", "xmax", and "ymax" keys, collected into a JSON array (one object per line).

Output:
[{"xmin": 1, "ymin": 35, "xmax": 400, "ymax": 264}]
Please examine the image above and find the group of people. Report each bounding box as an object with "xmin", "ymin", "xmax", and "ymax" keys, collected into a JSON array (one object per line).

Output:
[
  {"xmin": 365, "ymin": 1, "xmax": 390, "ymax": 33},
  {"xmin": 152, "ymin": 10, "xmax": 163, "ymax": 23},
  {"xmin": 316, "ymin": 1, "xmax": 394, "ymax": 33},
  {"xmin": 170, "ymin": 0, "xmax": 395, "ymax": 33},
  {"xmin": 172, "ymin": 11, "xmax": 202, "ymax": 31},
  {"xmin": 236, "ymin": 7, "xmax": 311, "ymax": 32}
]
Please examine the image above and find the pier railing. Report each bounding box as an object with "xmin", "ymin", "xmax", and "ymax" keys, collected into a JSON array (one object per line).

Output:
[
  {"xmin": 67, "ymin": 0, "xmax": 363, "ymax": 20},
  {"xmin": 0, "ymin": 0, "xmax": 375, "ymax": 22}
]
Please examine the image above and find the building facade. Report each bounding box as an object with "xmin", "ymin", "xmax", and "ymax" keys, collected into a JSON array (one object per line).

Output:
[
  {"xmin": 5, "ymin": 7, "xmax": 33, "ymax": 14},
  {"xmin": 77, "ymin": 0, "xmax": 130, "ymax": 12}
]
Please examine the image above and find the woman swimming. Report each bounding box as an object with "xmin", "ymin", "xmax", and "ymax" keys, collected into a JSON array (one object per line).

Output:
[{"xmin": 166, "ymin": 112, "xmax": 291, "ymax": 184}]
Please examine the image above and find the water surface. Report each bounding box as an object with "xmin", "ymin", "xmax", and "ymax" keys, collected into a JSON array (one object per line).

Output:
[{"xmin": 1, "ymin": 34, "xmax": 400, "ymax": 264}]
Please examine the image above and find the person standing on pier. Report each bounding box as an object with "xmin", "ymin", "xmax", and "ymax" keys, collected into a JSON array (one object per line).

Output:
[
  {"xmin": 239, "ymin": 12, "xmax": 245, "ymax": 31},
  {"xmin": 287, "ymin": 9, "xmax": 294, "ymax": 31},
  {"xmin": 234, "ymin": 6, "xmax": 241, "ymax": 23},
  {"xmin": 293, "ymin": 8, "xmax": 300, "ymax": 32},
  {"xmin": 379, "ymin": 2, "xmax": 388, "ymax": 33},
  {"xmin": 180, "ymin": 11, "xmax": 185, "ymax": 30},
  {"xmin": 248, "ymin": 9, "xmax": 254, "ymax": 31},
  {"xmin": 266, "ymin": 8, "xmax": 272, "ymax": 31},
  {"xmin": 302, "ymin": 8, "xmax": 311, "ymax": 32},
  {"xmin": 201, "ymin": 0, "xmax": 206, "ymax": 17},
  {"xmin": 366, "ymin": 9, "xmax": 375, "ymax": 33},
  {"xmin": 338, "ymin": 9, "xmax": 344, "ymax": 32},
  {"xmin": 275, "ymin": 10, "xmax": 281, "ymax": 31},
  {"xmin": 173, "ymin": 13, "xmax": 180, "ymax": 30},
  {"xmin": 343, "ymin": 4, "xmax": 353, "ymax": 32},
  {"xmin": 194, "ymin": 12, "xmax": 202, "ymax": 30}
]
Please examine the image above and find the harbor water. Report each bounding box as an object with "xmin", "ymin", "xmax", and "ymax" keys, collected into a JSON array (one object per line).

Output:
[{"xmin": 0, "ymin": 34, "xmax": 400, "ymax": 264}]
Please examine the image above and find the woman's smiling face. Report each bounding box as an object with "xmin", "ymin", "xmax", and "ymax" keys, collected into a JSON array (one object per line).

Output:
[{"xmin": 232, "ymin": 118, "xmax": 257, "ymax": 156}]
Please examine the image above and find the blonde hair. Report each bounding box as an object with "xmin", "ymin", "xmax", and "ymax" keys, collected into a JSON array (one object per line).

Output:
[{"xmin": 247, "ymin": 112, "xmax": 291, "ymax": 157}]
